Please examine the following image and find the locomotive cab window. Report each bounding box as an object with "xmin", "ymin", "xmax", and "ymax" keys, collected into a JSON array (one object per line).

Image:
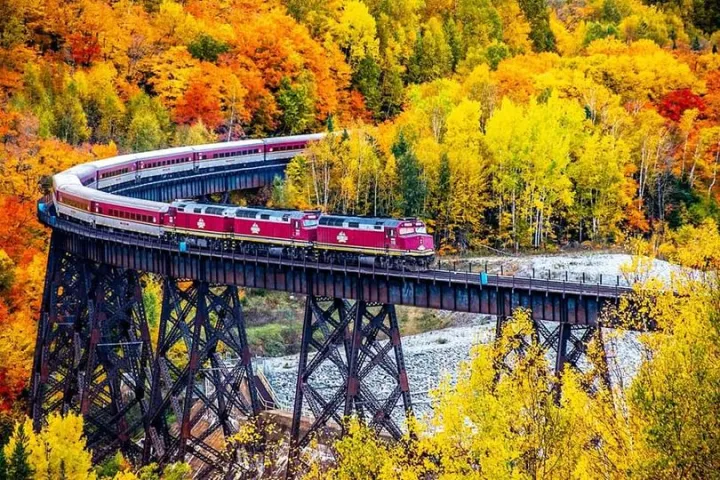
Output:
[{"xmin": 399, "ymin": 227, "xmax": 415, "ymax": 235}]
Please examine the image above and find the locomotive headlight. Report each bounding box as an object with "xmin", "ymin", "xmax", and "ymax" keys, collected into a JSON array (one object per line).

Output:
[{"xmin": 418, "ymin": 245, "xmax": 426, "ymax": 251}]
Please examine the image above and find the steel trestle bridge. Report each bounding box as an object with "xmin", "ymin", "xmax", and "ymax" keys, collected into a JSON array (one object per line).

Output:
[{"xmin": 31, "ymin": 140, "xmax": 638, "ymax": 478}]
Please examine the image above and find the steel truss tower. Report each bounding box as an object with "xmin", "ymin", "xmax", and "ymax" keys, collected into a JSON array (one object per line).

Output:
[
  {"xmin": 31, "ymin": 244, "xmax": 153, "ymax": 462},
  {"xmin": 31, "ymin": 238, "xmax": 259, "ymax": 476},
  {"xmin": 143, "ymin": 278, "xmax": 259, "ymax": 476},
  {"xmin": 287, "ymin": 295, "xmax": 412, "ymax": 475},
  {"xmin": 495, "ymin": 300, "xmax": 611, "ymax": 389}
]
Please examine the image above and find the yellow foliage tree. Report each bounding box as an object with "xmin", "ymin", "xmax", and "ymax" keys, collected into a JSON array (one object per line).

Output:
[{"xmin": 4, "ymin": 413, "xmax": 95, "ymax": 479}]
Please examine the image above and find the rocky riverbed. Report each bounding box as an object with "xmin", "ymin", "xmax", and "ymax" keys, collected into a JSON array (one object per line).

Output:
[{"xmin": 257, "ymin": 252, "xmax": 667, "ymax": 420}]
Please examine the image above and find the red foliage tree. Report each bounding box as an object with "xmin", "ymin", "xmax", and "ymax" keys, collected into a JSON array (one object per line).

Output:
[
  {"xmin": 67, "ymin": 32, "xmax": 102, "ymax": 66},
  {"xmin": 657, "ymin": 89, "xmax": 706, "ymax": 122},
  {"xmin": 173, "ymin": 80, "xmax": 224, "ymax": 130}
]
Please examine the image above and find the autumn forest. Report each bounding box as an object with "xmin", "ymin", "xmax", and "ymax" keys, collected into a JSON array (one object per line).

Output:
[{"xmin": 1, "ymin": 0, "xmax": 720, "ymax": 477}]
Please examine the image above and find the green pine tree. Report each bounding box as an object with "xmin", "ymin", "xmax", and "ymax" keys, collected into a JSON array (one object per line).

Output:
[
  {"xmin": 0, "ymin": 446, "xmax": 8, "ymax": 480},
  {"xmin": 277, "ymin": 76, "xmax": 315, "ymax": 135},
  {"xmin": 352, "ymin": 56, "xmax": 382, "ymax": 118},
  {"xmin": 7, "ymin": 424, "xmax": 33, "ymax": 480},
  {"xmin": 691, "ymin": 36, "xmax": 702, "ymax": 51},
  {"xmin": 392, "ymin": 133, "xmax": 426, "ymax": 217},
  {"xmin": 58, "ymin": 459, "xmax": 67, "ymax": 480},
  {"xmin": 518, "ymin": 0, "xmax": 556, "ymax": 52}
]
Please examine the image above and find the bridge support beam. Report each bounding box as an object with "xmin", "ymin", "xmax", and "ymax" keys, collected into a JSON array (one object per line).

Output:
[
  {"xmin": 288, "ymin": 296, "xmax": 412, "ymax": 476},
  {"xmin": 30, "ymin": 238, "xmax": 154, "ymax": 463},
  {"xmin": 494, "ymin": 297, "xmax": 610, "ymax": 390},
  {"xmin": 143, "ymin": 279, "xmax": 259, "ymax": 477}
]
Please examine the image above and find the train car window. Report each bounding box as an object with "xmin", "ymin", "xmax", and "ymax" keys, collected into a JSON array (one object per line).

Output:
[
  {"xmin": 194, "ymin": 208, "xmax": 202, "ymax": 213},
  {"xmin": 303, "ymin": 219, "xmax": 318, "ymax": 227},
  {"xmin": 282, "ymin": 214, "xmax": 290, "ymax": 221},
  {"xmin": 349, "ymin": 222, "xmax": 359, "ymax": 228},
  {"xmin": 399, "ymin": 227, "xmax": 415, "ymax": 235},
  {"xmin": 389, "ymin": 229, "xmax": 396, "ymax": 237},
  {"xmin": 260, "ymin": 214, "xmax": 270, "ymax": 220}
]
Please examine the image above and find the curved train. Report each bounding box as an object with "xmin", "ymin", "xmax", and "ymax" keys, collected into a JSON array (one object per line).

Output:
[{"xmin": 50, "ymin": 134, "xmax": 435, "ymax": 269}]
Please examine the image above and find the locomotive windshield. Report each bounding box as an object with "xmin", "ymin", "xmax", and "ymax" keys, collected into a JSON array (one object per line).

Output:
[
  {"xmin": 303, "ymin": 219, "xmax": 318, "ymax": 227},
  {"xmin": 398, "ymin": 224, "xmax": 428, "ymax": 235}
]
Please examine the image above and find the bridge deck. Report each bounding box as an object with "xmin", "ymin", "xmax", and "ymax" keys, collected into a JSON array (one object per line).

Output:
[{"xmin": 44, "ymin": 211, "xmax": 633, "ymax": 326}]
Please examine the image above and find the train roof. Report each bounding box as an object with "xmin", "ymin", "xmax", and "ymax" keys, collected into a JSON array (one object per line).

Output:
[
  {"xmin": 263, "ymin": 133, "xmax": 325, "ymax": 145},
  {"xmin": 132, "ymin": 146, "xmax": 194, "ymax": 160},
  {"xmin": 53, "ymin": 172, "xmax": 83, "ymax": 190},
  {"xmin": 319, "ymin": 215, "xmax": 402, "ymax": 228},
  {"xmin": 191, "ymin": 139, "xmax": 264, "ymax": 153},
  {"xmin": 88, "ymin": 147, "xmax": 195, "ymax": 171},
  {"xmin": 171, "ymin": 201, "xmax": 312, "ymax": 220},
  {"xmin": 89, "ymin": 153, "xmax": 139, "ymax": 170},
  {"xmin": 60, "ymin": 185, "xmax": 170, "ymax": 212}
]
